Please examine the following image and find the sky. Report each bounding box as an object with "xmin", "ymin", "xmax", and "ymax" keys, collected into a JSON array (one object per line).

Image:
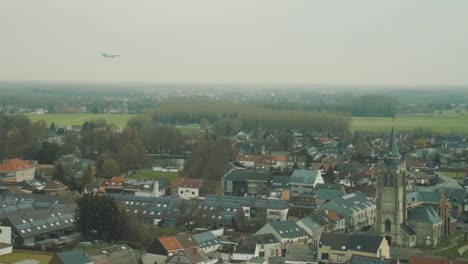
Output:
[{"xmin": 1, "ymin": 1, "xmax": 467, "ymax": 86}]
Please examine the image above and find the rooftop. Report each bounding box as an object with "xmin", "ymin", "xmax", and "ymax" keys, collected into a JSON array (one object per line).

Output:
[{"xmin": 0, "ymin": 159, "xmax": 33, "ymax": 172}]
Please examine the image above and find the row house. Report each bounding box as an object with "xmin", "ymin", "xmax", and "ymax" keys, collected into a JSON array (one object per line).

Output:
[
  {"xmin": 289, "ymin": 169, "xmax": 324, "ymax": 198},
  {"xmin": 297, "ymin": 209, "xmax": 345, "ymax": 246},
  {"xmin": 320, "ymin": 191, "xmax": 376, "ymax": 233},
  {"xmin": 232, "ymin": 234, "xmax": 282, "ymax": 262},
  {"xmin": 318, "ymin": 233, "xmax": 390, "ymax": 263},
  {"xmin": 255, "ymin": 220, "xmax": 309, "ymax": 254},
  {"xmin": 222, "ymin": 169, "xmax": 271, "ymax": 197}
]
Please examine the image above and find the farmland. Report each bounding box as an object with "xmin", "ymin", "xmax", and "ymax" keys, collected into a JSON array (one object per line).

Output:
[
  {"xmin": 24, "ymin": 112, "xmax": 468, "ymax": 134},
  {"xmin": 26, "ymin": 113, "xmax": 133, "ymax": 128},
  {"xmin": 351, "ymin": 114, "xmax": 468, "ymax": 134}
]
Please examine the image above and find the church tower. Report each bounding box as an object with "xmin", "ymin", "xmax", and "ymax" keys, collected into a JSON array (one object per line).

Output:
[{"xmin": 376, "ymin": 127, "xmax": 407, "ymax": 246}]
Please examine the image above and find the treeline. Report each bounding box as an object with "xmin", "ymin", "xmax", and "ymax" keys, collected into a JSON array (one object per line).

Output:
[
  {"xmin": 148, "ymin": 99, "xmax": 351, "ymax": 136},
  {"xmin": 0, "ymin": 114, "xmax": 49, "ymax": 160},
  {"xmin": 263, "ymin": 95, "xmax": 397, "ymax": 117},
  {"xmin": 183, "ymin": 135, "xmax": 233, "ymax": 180}
]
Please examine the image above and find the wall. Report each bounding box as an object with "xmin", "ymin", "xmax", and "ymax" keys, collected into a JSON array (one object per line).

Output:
[
  {"xmin": 0, "ymin": 226, "xmax": 11, "ymax": 244},
  {"xmin": 178, "ymin": 187, "xmax": 199, "ymax": 200}
]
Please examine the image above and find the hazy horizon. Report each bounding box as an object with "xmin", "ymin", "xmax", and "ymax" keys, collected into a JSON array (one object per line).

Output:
[{"xmin": 1, "ymin": 1, "xmax": 468, "ymax": 86}]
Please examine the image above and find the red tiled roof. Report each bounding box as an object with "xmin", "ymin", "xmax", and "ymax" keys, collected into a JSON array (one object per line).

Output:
[
  {"xmin": 159, "ymin": 236, "xmax": 183, "ymax": 252},
  {"xmin": 327, "ymin": 210, "xmax": 341, "ymax": 221},
  {"xmin": 103, "ymin": 177, "xmax": 126, "ymax": 189},
  {"xmin": 0, "ymin": 159, "xmax": 33, "ymax": 172},
  {"xmin": 172, "ymin": 178, "xmax": 204, "ymax": 189}
]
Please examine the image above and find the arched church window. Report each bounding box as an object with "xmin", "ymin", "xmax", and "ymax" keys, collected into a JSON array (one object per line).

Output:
[{"xmin": 385, "ymin": 219, "xmax": 391, "ymax": 232}]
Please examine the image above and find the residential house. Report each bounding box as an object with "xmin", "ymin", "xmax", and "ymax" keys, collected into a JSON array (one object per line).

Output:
[
  {"xmin": 314, "ymin": 189, "xmax": 345, "ymax": 205},
  {"xmin": 289, "ymin": 169, "xmax": 324, "ymax": 198},
  {"xmin": 222, "ymin": 169, "xmax": 271, "ymax": 197},
  {"xmin": 112, "ymin": 194, "xmax": 288, "ymax": 230},
  {"xmin": 172, "ymin": 178, "xmax": 205, "ymax": 200},
  {"xmin": 255, "ymin": 220, "xmax": 309, "ymax": 253},
  {"xmin": 235, "ymin": 154, "xmax": 291, "ymax": 171},
  {"xmin": 123, "ymin": 179, "xmax": 166, "ymax": 197},
  {"xmin": 318, "ymin": 233, "xmax": 390, "ymax": 263},
  {"xmin": 297, "ymin": 210, "xmax": 333, "ymax": 246},
  {"xmin": 320, "ymin": 192, "xmax": 376, "ymax": 232},
  {"xmin": 268, "ymin": 176, "xmax": 290, "ymax": 200},
  {"xmin": 232, "ymin": 234, "xmax": 282, "ymax": 262},
  {"xmin": 192, "ymin": 230, "xmax": 221, "ymax": 253},
  {"xmin": 166, "ymin": 248, "xmax": 211, "ymax": 264},
  {"xmin": 287, "ymin": 155, "xmax": 307, "ymax": 170},
  {"xmin": 143, "ymin": 237, "xmax": 184, "ymax": 264},
  {"xmin": 0, "ymin": 158, "xmax": 36, "ymax": 183},
  {"xmin": 101, "ymin": 177, "xmax": 126, "ymax": 193}
]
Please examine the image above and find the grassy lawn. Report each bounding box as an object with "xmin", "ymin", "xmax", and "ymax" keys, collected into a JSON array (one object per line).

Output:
[
  {"xmin": 439, "ymin": 171, "xmax": 465, "ymax": 179},
  {"xmin": 129, "ymin": 170, "xmax": 179, "ymax": 183},
  {"xmin": 25, "ymin": 113, "xmax": 133, "ymax": 128},
  {"xmin": 0, "ymin": 251, "xmax": 53, "ymax": 264},
  {"xmin": 352, "ymin": 114, "xmax": 468, "ymax": 134},
  {"xmin": 421, "ymin": 233, "xmax": 468, "ymax": 257}
]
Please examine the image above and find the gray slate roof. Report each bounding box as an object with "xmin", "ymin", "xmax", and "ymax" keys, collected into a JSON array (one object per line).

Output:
[
  {"xmin": 289, "ymin": 170, "xmax": 318, "ymax": 186},
  {"xmin": 265, "ymin": 220, "xmax": 308, "ymax": 239},
  {"xmin": 407, "ymin": 206, "xmax": 443, "ymax": 224},
  {"xmin": 8, "ymin": 207, "xmax": 75, "ymax": 239},
  {"xmin": 319, "ymin": 233, "xmax": 384, "ymax": 254},
  {"xmin": 321, "ymin": 191, "xmax": 374, "ymax": 217},
  {"xmin": 192, "ymin": 231, "xmax": 220, "ymax": 248}
]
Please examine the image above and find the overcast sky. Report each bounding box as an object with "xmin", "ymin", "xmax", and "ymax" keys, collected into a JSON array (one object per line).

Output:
[{"xmin": 1, "ymin": 1, "xmax": 467, "ymax": 86}]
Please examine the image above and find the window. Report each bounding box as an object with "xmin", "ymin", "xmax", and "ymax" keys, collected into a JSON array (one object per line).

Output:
[
  {"xmin": 192, "ymin": 192, "xmax": 195, "ymax": 195},
  {"xmin": 385, "ymin": 219, "xmax": 391, "ymax": 233},
  {"xmin": 321, "ymin": 253, "xmax": 329, "ymax": 260},
  {"xmin": 336, "ymin": 254, "xmax": 345, "ymax": 262}
]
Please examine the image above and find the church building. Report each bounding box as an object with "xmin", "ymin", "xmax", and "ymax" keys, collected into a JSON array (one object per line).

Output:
[{"xmin": 375, "ymin": 128, "xmax": 443, "ymax": 248}]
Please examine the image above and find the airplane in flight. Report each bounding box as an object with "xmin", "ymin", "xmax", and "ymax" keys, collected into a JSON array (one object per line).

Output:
[{"xmin": 101, "ymin": 53, "xmax": 119, "ymax": 58}]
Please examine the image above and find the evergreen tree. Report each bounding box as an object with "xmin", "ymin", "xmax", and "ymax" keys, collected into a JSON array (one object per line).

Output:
[
  {"xmin": 81, "ymin": 164, "xmax": 95, "ymax": 188},
  {"xmin": 53, "ymin": 162, "xmax": 65, "ymax": 182}
]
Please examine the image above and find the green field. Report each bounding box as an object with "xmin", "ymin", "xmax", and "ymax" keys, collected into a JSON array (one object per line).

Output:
[
  {"xmin": 129, "ymin": 170, "xmax": 179, "ymax": 183},
  {"xmin": 0, "ymin": 251, "xmax": 53, "ymax": 264},
  {"xmin": 439, "ymin": 171, "xmax": 466, "ymax": 179},
  {"xmin": 26, "ymin": 113, "xmax": 133, "ymax": 128},
  {"xmin": 352, "ymin": 114, "xmax": 468, "ymax": 134},
  {"xmin": 24, "ymin": 112, "xmax": 468, "ymax": 134}
]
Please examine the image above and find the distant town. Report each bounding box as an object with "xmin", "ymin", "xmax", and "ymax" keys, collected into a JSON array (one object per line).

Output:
[{"xmin": 0, "ymin": 85, "xmax": 467, "ymax": 264}]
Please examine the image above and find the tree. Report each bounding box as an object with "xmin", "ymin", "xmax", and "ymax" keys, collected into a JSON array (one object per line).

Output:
[
  {"xmin": 49, "ymin": 122, "xmax": 56, "ymax": 133},
  {"xmin": 101, "ymin": 157, "xmax": 120, "ymax": 178},
  {"xmin": 175, "ymin": 200, "xmax": 203, "ymax": 231},
  {"xmin": 36, "ymin": 141, "xmax": 60, "ymax": 164},
  {"xmin": 81, "ymin": 164, "xmax": 95, "ymax": 188},
  {"xmin": 415, "ymin": 138, "xmax": 426, "ymax": 149},
  {"xmin": 53, "ymin": 162, "xmax": 65, "ymax": 182},
  {"xmin": 77, "ymin": 193, "xmax": 123, "ymax": 242}
]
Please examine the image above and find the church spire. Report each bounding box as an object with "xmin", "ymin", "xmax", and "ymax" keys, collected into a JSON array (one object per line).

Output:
[{"xmin": 385, "ymin": 126, "xmax": 401, "ymax": 167}]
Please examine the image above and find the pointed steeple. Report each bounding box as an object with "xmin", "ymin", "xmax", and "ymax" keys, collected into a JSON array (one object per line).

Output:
[{"xmin": 385, "ymin": 127, "xmax": 401, "ymax": 167}]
